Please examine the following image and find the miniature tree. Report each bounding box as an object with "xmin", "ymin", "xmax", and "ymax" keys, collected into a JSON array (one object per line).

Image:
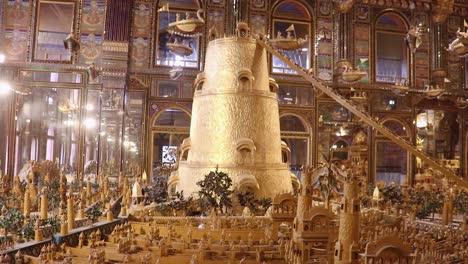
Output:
[
  {"xmin": 86, "ymin": 204, "xmax": 103, "ymax": 222},
  {"xmin": 0, "ymin": 208, "xmax": 24, "ymax": 236},
  {"xmin": 197, "ymin": 167, "xmax": 233, "ymax": 214},
  {"xmin": 453, "ymin": 189, "xmax": 467, "ymax": 215},
  {"xmin": 237, "ymin": 191, "xmax": 272, "ymax": 215},
  {"xmin": 169, "ymin": 191, "xmax": 194, "ymax": 215},
  {"xmin": 453, "ymin": 189, "xmax": 467, "ymax": 227},
  {"xmin": 381, "ymin": 184, "xmax": 404, "ymax": 205},
  {"xmin": 409, "ymin": 188, "xmax": 443, "ymax": 220}
]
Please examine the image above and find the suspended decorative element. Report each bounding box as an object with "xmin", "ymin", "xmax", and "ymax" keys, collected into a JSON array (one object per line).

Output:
[
  {"xmin": 446, "ymin": 28, "xmax": 468, "ymax": 57},
  {"xmin": 423, "ymin": 84, "xmax": 445, "ymax": 99},
  {"xmin": 269, "ymin": 24, "xmax": 308, "ymax": 50},
  {"xmin": 405, "ymin": 24, "xmax": 426, "ymax": 53},
  {"xmin": 454, "ymin": 97, "xmax": 468, "ymax": 109},
  {"xmin": 87, "ymin": 63, "xmax": 99, "ymax": 82},
  {"xmin": 168, "ymin": 9, "xmax": 205, "ymax": 35},
  {"xmin": 167, "ymin": 39, "xmax": 193, "ymax": 56},
  {"xmin": 63, "ymin": 33, "xmax": 80, "ymax": 52},
  {"xmin": 340, "ymin": 65, "xmax": 367, "ymax": 83}
]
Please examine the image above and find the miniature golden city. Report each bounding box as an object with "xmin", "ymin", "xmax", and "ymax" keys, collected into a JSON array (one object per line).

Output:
[{"xmin": 0, "ymin": 0, "xmax": 467, "ymax": 263}]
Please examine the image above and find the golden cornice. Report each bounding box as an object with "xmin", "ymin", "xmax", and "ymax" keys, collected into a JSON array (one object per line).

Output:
[
  {"xmin": 194, "ymin": 89, "xmax": 278, "ymax": 99},
  {"xmin": 102, "ymin": 41, "xmax": 129, "ymax": 53}
]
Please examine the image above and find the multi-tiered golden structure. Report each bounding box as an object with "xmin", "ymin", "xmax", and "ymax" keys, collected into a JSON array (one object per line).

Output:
[{"xmin": 172, "ymin": 24, "xmax": 293, "ymax": 198}]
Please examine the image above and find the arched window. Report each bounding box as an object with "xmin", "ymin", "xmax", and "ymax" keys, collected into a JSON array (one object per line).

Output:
[
  {"xmin": 154, "ymin": 108, "xmax": 191, "ymax": 127},
  {"xmin": 280, "ymin": 115, "xmax": 310, "ymax": 180},
  {"xmin": 375, "ymin": 119, "xmax": 409, "ymax": 185},
  {"xmin": 151, "ymin": 108, "xmax": 191, "ymax": 181},
  {"xmin": 375, "ymin": 12, "xmax": 409, "ymax": 84},
  {"xmin": 155, "ymin": 0, "xmax": 202, "ymax": 68},
  {"xmin": 271, "ymin": 1, "xmax": 312, "ymax": 74}
]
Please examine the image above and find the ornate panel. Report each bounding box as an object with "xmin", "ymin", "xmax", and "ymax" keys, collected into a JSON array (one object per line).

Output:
[
  {"xmin": 130, "ymin": 1, "xmax": 153, "ymax": 69},
  {"xmin": 353, "ymin": 23, "xmax": 370, "ymax": 83},
  {"xmin": 1, "ymin": 0, "xmax": 31, "ymax": 62},
  {"xmin": 316, "ymin": 19, "xmax": 333, "ymax": 81}
]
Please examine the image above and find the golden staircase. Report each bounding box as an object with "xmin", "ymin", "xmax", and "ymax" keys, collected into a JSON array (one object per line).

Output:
[{"xmin": 256, "ymin": 36, "xmax": 468, "ymax": 189}]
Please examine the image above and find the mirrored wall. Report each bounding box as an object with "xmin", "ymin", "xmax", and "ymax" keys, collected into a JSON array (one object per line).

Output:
[{"xmin": 0, "ymin": 70, "xmax": 145, "ymax": 181}]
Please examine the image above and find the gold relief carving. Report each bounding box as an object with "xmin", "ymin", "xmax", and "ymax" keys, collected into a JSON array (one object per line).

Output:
[
  {"xmin": 333, "ymin": 0, "xmax": 355, "ymax": 13},
  {"xmin": 432, "ymin": 0, "xmax": 454, "ymax": 23},
  {"xmin": 129, "ymin": 76, "xmax": 149, "ymax": 89}
]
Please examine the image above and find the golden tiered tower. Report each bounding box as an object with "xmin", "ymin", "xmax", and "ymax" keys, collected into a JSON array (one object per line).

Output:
[
  {"xmin": 171, "ymin": 23, "xmax": 293, "ymax": 198},
  {"xmin": 335, "ymin": 173, "xmax": 361, "ymax": 264}
]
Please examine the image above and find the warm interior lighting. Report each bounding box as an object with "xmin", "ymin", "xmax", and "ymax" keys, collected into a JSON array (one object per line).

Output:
[
  {"xmin": 0, "ymin": 54, "xmax": 6, "ymax": 63},
  {"xmin": 86, "ymin": 104, "xmax": 95, "ymax": 111},
  {"xmin": 416, "ymin": 113, "xmax": 428, "ymax": 128},
  {"xmin": 0, "ymin": 81, "xmax": 11, "ymax": 94},
  {"xmin": 84, "ymin": 118, "xmax": 97, "ymax": 128}
]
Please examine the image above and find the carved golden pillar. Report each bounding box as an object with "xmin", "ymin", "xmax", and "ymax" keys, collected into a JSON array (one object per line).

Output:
[
  {"xmin": 67, "ymin": 193, "xmax": 75, "ymax": 230},
  {"xmin": 23, "ymin": 187, "xmax": 30, "ymax": 219},
  {"xmin": 40, "ymin": 187, "xmax": 48, "ymax": 220}
]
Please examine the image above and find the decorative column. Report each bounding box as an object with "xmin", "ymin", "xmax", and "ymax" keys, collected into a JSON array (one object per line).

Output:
[
  {"xmin": 86, "ymin": 176, "xmax": 92, "ymax": 206},
  {"xmin": 34, "ymin": 219, "xmax": 43, "ymax": 241},
  {"xmin": 23, "ymin": 186, "xmax": 30, "ymax": 219},
  {"xmin": 67, "ymin": 190, "xmax": 75, "ymax": 230},
  {"xmin": 60, "ymin": 214, "xmax": 68, "ymax": 235},
  {"xmin": 40, "ymin": 187, "xmax": 48, "ymax": 220},
  {"xmin": 431, "ymin": 0, "xmax": 454, "ymax": 84}
]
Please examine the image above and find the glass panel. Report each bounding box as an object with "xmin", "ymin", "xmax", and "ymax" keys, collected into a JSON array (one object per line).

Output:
[
  {"xmin": 14, "ymin": 87, "xmax": 81, "ymax": 177},
  {"xmin": 152, "ymin": 133, "xmax": 189, "ymax": 181},
  {"xmin": 123, "ymin": 92, "xmax": 145, "ymax": 178},
  {"xmin": 35, "ymin": 1, "xmax": 75, "ymax": 61},
  {"xmin": 332, "ymin": 140, "xmax": 348, "ymax": 161},
  {"xmin": 371, "ymin": 93, "xmax": 411, "ymax": 112},
  {"xmin": 20, "ymin": 71, "xmax": 83, "ymax": 84},
  {"xmin": 376, "ymin": 141, "xmax": 407, "ymax": 185},
  {"xmin": 182, "ymin": 81, "xmax": 193, "ymax": 98},
  {"xmin": 416, "ymin": 110, "xmax": 460, "ymax": 168},
  {"xmin": 278, "ymin": 85, "xmax": 313, "ymax": 105},
  {"xmin": 0, "ymin": 93, "xmax": 11, "ymax": 175},
  {"xmin": 382, "ymin": 120, "xmax": 408, "ymax": 136},
  {"xmin": 155, "ymin": 109, "xmax": 190, "ymax": 127},
  {"xmin": 272, "ymin": 21, "xmax": 310, "ymax": 74},
  {"xmin": 83, "ymin": 90, "xmax": 100, "ymax": 180},
  {"xmin": 282, "ymin": 138, "xmax": 307, "ymax": 180},
  {"xmin": 98, "ymin": 89, "xmax": 124, "ymax": 177},
  {"xmin": 158, "ymin": 80, "xmax": 179, "ymax": 98},
  {"xmin": 376, "ymin": 32, "xmax": 407, "ymax": 83},
  {"xmin": 156, "ymin": 11, "xmax": 200, "ymax": 68},
  {"xmin": 280, "ymin": 115, "xmax": 306, "ymax": 132}
]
